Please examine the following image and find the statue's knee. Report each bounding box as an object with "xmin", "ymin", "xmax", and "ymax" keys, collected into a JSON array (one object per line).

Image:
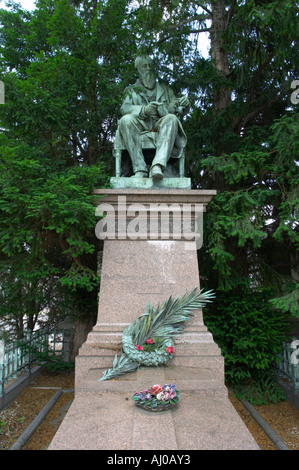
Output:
[
  {"xmin": 119, "ymin": 114, "xmax": 135, "ymax": 129},
  {"xmin": 160, "ymin": 113, "xmax": 179, "ymax": 127}
]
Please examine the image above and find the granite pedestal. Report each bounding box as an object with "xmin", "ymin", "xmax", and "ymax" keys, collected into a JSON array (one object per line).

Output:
[{"xmin": 49, "ymin": 188, "xmax": 259, "ymax": 450}]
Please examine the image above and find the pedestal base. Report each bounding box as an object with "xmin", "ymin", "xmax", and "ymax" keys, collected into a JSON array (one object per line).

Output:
[{"xmin": 49, "ymin": 189, "xmax": 259, "ymax": 450}]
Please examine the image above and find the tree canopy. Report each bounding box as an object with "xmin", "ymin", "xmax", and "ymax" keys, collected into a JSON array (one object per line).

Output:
[{"xmin": 0, "ymin": 0, "xmax": 298, "ymax": 352}]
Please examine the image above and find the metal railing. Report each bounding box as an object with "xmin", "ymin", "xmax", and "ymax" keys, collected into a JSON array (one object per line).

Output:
[{"xmin": 0, "ymin": 328, "xmax": 73, "ymax": 398}]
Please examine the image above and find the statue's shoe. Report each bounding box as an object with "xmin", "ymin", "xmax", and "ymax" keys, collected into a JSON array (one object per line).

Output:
[
  {"xmin": 150, "ymin": 165, "xmax": 163, "ymax": 179},
  {"xmin": 133, "ymin": 171, "xmax": 148, "ymax": 177}
]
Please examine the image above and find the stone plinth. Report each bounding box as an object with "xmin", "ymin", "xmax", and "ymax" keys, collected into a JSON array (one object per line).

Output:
[
  {"xmin": 110, "ymin": 176, "xmax": 191, "ymax": 189},
  {"xmin": 49, "ymin": 189, "xmax": 259, "ymax": 450}
]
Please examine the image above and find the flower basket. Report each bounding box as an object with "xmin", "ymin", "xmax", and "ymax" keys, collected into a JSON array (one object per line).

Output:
[{"xmin": 132, "ymin": 384, "xmax": 179, "ymax": 412}]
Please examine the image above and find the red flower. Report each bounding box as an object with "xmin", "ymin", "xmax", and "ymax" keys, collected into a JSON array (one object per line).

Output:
[
  {"xmin": 145, "ymin": 338, "xmax": 154, "ymax": 344},
  {"xmin": 150, "ymin": 384, "xmax": 163, "ymax": 396},
  {"xmin": 136, "ymin": 345, "xmax": 143, "ymax": 351},
  {"xmin": 165, "ymin": 346, "xmax": 174, "ymax": 354}
]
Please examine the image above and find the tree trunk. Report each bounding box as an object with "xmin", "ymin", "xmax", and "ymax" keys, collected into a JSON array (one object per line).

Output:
[
  {"xmin": 210, "ymin": 0, "xmax": 231, "ymax": 111},
  {"xmin": 71, "ymin": 313, "xmax": 97, "ymax": 358}
]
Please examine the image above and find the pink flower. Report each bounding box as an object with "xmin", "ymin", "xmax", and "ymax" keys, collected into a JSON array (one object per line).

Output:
[
  {"xmin": 145, "ymin": 338, "xmax": 154, "ymax": 344},
  {"xmin": 163, "ymin": 391, "xmax": 176, "ymax": 401},
  {"xmin": 165, "ymin": 346, "xmax": 174, "ymax": 355},
  {"xmin": 150, "ymin": 384, "xmax": 163, "ymax": 396},
  {"xmin": 136, "ymin": 345, "xmax": 143, "ymax": 351}
]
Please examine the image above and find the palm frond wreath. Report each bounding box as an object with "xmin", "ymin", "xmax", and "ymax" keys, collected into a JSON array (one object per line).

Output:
[{"xmin": 99, "ymin": 286, "xmax": 214, "ymax": 381}]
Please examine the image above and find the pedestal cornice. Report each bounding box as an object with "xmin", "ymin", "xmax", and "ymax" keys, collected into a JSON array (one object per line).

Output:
[{"xmin": 93, "ymin": 188, "xmax": 217, "ymax": 206}]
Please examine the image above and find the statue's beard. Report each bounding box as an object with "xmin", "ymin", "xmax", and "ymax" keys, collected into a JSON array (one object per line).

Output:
[{"xmin": 140, "ymin": 72, "xmax": 156, "ymax": 90}]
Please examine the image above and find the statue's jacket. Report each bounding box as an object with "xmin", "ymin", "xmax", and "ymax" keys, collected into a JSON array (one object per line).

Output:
[{"xmin": 114, "ymin": 79, "xmax": 187, "ymax": 160}]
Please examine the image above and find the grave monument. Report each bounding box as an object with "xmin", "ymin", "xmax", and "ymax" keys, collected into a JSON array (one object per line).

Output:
[{"xmin": 49, "ymin": 56, "xmax": 259, "ymax": 450}]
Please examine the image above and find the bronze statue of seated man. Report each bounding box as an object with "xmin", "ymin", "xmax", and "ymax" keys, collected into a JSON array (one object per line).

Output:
[{"xmin": 114, "ymin": 55, "xmax": 190, "ymax": 179}]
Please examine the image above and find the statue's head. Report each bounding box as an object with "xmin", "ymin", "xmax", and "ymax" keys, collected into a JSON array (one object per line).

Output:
[
  {"xmin": 134, "ymin": 55, "xmax": 152, "ymax": 69},
  {"xmin": 135, "ymin": 55, "xmax": 156, "ymax": 90}
]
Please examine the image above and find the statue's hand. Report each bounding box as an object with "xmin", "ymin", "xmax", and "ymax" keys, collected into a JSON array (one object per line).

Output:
[
  {"xmin": 177, "ymin": 96, "xmax": 190, "ymax": 108},
  {"xmin": 144, "ymin": 101, "xmax": 160, "ymax": 116}
]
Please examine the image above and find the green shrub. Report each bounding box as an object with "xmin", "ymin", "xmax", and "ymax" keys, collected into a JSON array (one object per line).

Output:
[
  {"xmin": 20, "ymin": 340, "xmax": 74, "ymax": 372},
  {"xmin": 204, "ymin": 287, "xmax": 286, "ymax": 404},
  {"xmin": 32, "ymin": 348, "xmax": 75, "ymax": 372}
]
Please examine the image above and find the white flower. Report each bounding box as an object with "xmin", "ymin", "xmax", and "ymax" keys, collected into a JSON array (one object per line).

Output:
[{"xmin": 156, "ymin": 392, "xmax": 165, "ymax": 400}]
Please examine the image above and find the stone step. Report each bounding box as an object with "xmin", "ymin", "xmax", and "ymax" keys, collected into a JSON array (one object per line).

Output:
[
  {"xmin": 76, "ymin": 359, "xmax": 225, "ymax": 394},
  {"xmin": 78, "ymin": 341, "xmax": 222, "ymax": 360},
  {"xmin": 88, "ymin": 321, "xmax": 209, "ymax": 337},
  {"xmin": 75, "ymin": 331, "xmax": 225, "ymax": 387},
  {"xmin": 76, "ymin": 354, "xmax": 224, "ymax": 372},
  {"xmin": 49, "ymin": 366, "xmax": 259, "ymax": 451},
  {"xmin": 80, "ymin": 328, "xmax": 221, "ymax": 355},
  {"xmin": 91, "ymin": 322, "xmax": 130, "ymax": 333},
  {"xmin": 78, "ymin": 365, "xmax": 226, "ymax": 395},
  {"xmin": 169, "ymin": 356, "xmax": 224, "ymax": 376}
]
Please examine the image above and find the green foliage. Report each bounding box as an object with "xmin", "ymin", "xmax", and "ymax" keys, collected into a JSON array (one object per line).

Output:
[
  {"xmin": 232, "ymin": 369, "xmax": 286, "ymax": 406},
  {"xmin": 204, "ymin": 287, "xmax": 287, "ymax": 403},
  {"xmin": 21, "ymin": 340, "xmax": 74, "ymax": 372},
  {"xmin": 198, "ymin": 111, "xmax": 299, "ymax": 309},
  {"xmin": 0, "ymin": 135, "xmax": 107, "ymax": 335},
  {"xmin": 36, "ymin": 352, "xmax": 75, "ymax": 372},
  {"xmin": 0, "ymin": 0, "xmax": 133, "ymax": 336},
  {"xmin": 269, "ymin": 283, "xmax": 299, "ymax": 318},
  {"xmin": 131, "ymin": 1, "xmax": 298, "ymax": 318}
]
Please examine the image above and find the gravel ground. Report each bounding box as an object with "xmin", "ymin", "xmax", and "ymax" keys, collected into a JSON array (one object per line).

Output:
[{"xmin": 0, "ymin": 369, "xmax": 298, "ymax": 451}]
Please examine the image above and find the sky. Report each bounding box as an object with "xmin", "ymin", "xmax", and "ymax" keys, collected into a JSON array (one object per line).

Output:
[{"xmin": 0, "ymin": 0, "xmax": 36, "ymax": 9}]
